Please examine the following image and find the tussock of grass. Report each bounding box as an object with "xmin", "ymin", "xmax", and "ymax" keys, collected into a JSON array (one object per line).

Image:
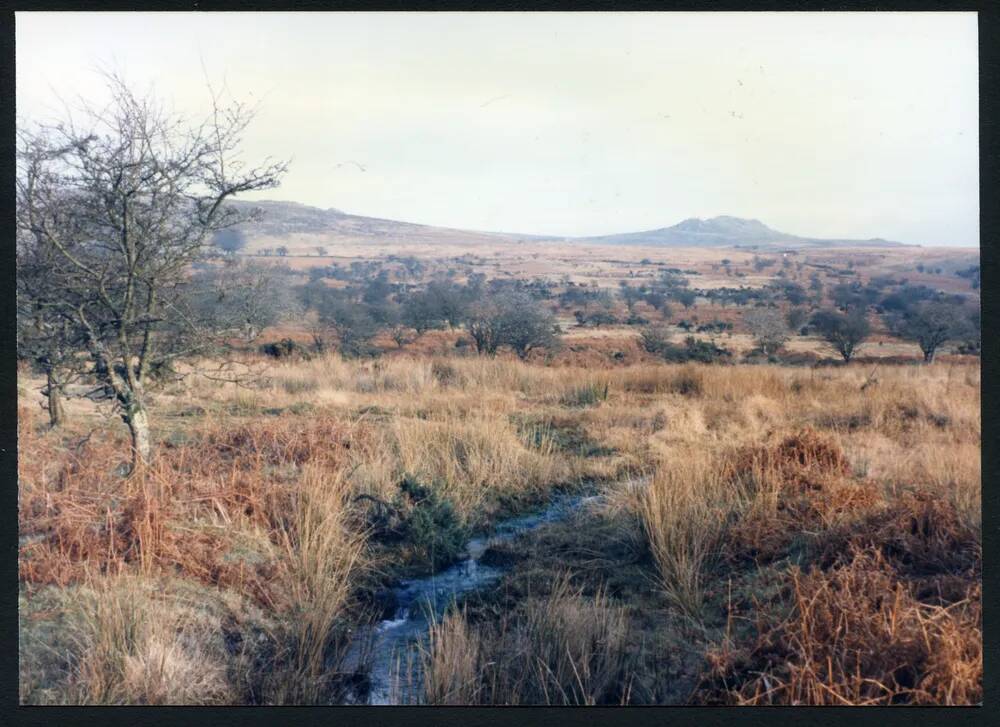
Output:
[
  {"xmin": 272, "ymin": 465, "xmax": 367, "ymax": 702},
  {"xmin": 639, "ymin": 452, "xmax": 734, "ymax": 620},
  {"xmin": 79, "ymin": 578, "xmax": 232, "ymax": 705},
  {"xmin": 559, "ymin": 380, "xmax": 610, "ymax": 407},
  {"xmin": 411, "ymin": 575, "xmax": 632, "ymax": 705},
  {"xmin": 351, "ymin": 414, "xmax": 572, "ymax": 527}
]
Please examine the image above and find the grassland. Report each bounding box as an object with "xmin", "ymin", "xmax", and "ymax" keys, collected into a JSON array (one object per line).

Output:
[{"xmin": 18, "ymin": 348, "xmax": 981, "ymax": 704}]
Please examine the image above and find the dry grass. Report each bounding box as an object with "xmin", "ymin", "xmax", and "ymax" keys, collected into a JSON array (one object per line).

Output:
[
  {"xmin": 18, "ymin": 407, "xmax": 369, "ymax": 704},
  {"xmin": 371, "ymin": 415, "xmax": 569, "ymax": 522},
  {"xmin": 704, "ymin": 550, "xmax": 982, "ymax": 705},
  {"xmin": 412, "ymin": 575, "xmax": 632, "ymax": 705},
  {"xmin": 67, "ymin": 575, "xmax": 231, "ymax": 705},
  {"xmin": 18, "ymin": 352, "xmax": 980, "ymax": 705},
  {"xmin": 271, "ymin": 465, "xmax": 368, "ymax": 703},
  {"xmin": 639, "ymin": 452, "xmax": 734, "ymax": 619},
  {"xmin": 419, "ymin": 609, "xmax": 482, "ymax": 704},
  {"xmin": 620, "ymin": 363, "xmax": 979, "ymax": 705}
]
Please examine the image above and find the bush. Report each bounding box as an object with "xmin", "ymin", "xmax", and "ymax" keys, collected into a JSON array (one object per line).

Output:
[
  {"xmin": 811, "ymin": 308, "xmax": 871, "ymax": 362},
  {"xmin": 397, "ymin": 476, "xmax": 468, "ymax": 571},
  {"xmin": 657, "ymin": 337, "xmax": 731, "ymax": 364},
  {"xmin": 259, "ymin": 339, "xmax": 308, "ymax": 359},
  {"xmin": 639, "ymin": 325, "xmax": 670, "ymax": 354},
  {"xmin": 642, "ymin": 325, "xmax": 731, "ymax": 364},
  {"xmin": 696, "ymin": 321, "xmax": 732, "ymax": 334}
]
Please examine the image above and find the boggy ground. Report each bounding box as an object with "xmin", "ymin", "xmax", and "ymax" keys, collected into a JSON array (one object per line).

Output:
[{"xmin": 17, "ymin": 354, "xmax": 981, "ymax": 705}]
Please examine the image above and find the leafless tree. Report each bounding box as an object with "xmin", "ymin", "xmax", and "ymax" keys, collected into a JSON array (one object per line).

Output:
[
  {"xmin": 466, "ymin": 291, "xmax": 560, "ymax": 359},
  {"xmin": 618, "ymin": 281, "xmax": 642, "ymax": 314},
  {"xmin": 811, "ymin": 308, "xmax": 871, "ymax": 362},
  {"xmin": 212, "ymin": 227, "xmax": 247, "ymax": 255},
  {"xmin": 743, "ymin": 308, "xmax": 789, "ymax": 356},
  {"xmin": 390, "ymin": 324, "xmax": 410, "ymax": 348},
  {"xmin": 888, "ymin": 300, "xmax": 972, "ymax": 363},
  {"xmin": 191, "ymin": 259, "xmax": 302, "ymax": 342},
  {"xmin": 16, "ymin": 73, "xmax": 287, "ymax": 470},
  {"xmin": 16, "ymin": 233, "xmax": 85, "ymax": 427}
]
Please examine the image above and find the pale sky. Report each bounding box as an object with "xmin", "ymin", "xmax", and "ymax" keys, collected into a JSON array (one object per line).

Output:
[{"xmin": 16, "ymin": 11, "xmax": 979, "ymax": 247}]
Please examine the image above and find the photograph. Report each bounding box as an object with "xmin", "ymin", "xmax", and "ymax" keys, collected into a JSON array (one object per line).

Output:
[{"xmin": 14, "ymin": 9, "xmax": 982, "ymax": 706}]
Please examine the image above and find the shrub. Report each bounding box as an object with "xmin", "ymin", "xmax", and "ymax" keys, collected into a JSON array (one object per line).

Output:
[
  {"xmin": 644, "ymin": 332, "xmax": 731, "ymax": 364},
  {"xmin": 259, "ymin": 339, "xmax": 308, "ymax": 359},
  {"xmin": 639, "ymin": 325, "xmax": 670, "ymax": 354},
  {"xmin": 397, "ymin": 476, "xmax": 468, "ymax": 571}
]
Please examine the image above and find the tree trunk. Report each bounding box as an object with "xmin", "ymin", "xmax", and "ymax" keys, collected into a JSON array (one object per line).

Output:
[
  {"xmin": 45, "ymin": 369, "xmax": 65, "ymax": 428},
  {"xmin": 923, "ymin": 347, "xmax": 936, "ymax": 364},
  {"xmin": 127, "ymin": 404, "xmax": 152, "ymax": 473}
]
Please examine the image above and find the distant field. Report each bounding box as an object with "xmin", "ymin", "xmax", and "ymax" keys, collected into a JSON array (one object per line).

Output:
[{"xmin": 242, "ymin": 240, "xmax": 979, "ymax": 296}]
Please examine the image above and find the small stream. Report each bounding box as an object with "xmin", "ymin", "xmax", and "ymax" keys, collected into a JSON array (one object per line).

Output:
[{"xmin": 348, "ymin": 490, "xmax": 610, "ymax": 705}]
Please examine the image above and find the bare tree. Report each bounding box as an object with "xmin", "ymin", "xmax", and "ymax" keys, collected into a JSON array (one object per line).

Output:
[
  {"xmin": 16, "ymin": 234, "xmax": 84, "ymax": 427},
  {"xmin": 811, "ymin": 308, "xmax": 871, "ymax": 362},
  {"xmin": 466, "ymin": 297, "xmax": 506, "ymax": 356},
  {"xmin": 190, "ymin": 259, "xmax": 302, "ymax": 342},
  {"xmin": 400, "ymin": 289, "xmax": 444, "ymax": 337},
  {"xmin": 503, "ymin": 293, "xmax": 560, "ymax": 360},
  {"xmin": 785, "ymin": 305, "xmax": 810, "ymax": 332},
  {"xmin": 639, "ymin": 324, "xmax": 671, "ymax": 355},
  {"xmin": 212, "ymin": 227, "xmax": 247, "ymax": 255},
  {"xmin": 317, "ymin": 297, "xmax": 381, "ymax": 358},
  {"xmin": 16, "ymin": 74, "xmax": 286, "ymax": 470},
  {"xmin": 390, "ymin": 324, "xmax": 410, "ymax": 348},
  {"xmin": 743, "ymin": 308, "xmax": 789, "ymax": 356},
  {"xmin": 466, "ymin": 292, "xmax": 559, "ymax": 359},
  {"xmin": 618, "ymin": 281, "xmax": 642, "ymax": 314},
  {"xmin": 888, "ymin": 300, "xmax": 972, "ymax": 363}
]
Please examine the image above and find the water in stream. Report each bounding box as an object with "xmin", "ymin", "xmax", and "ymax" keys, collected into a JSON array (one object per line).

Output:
[{"xmin": 351, "ymin": 491, "xmax": 606, "ymax": 704}]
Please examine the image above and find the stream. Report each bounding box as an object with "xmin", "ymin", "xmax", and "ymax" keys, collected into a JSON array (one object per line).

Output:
[{"xmin": 347, "ymin": 489, "xmax": 614, "ymax": 704}]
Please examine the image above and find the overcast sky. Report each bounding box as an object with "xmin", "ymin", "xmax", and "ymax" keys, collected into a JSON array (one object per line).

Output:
[{"xmin": 17, "ymin": 11, "xmax": 979, "ymax": 246}]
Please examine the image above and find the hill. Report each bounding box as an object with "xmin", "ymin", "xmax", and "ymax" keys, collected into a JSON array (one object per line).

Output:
[
  {"xmin": 229, "ymin": 200, "xmax": 911, "ymax": 251},
  {"xmin": 229, "ymin": 200, "xmax": 535, "ymax": 249},
  {"xmin": 574, "ymin": 215, "xmax": 909, "ymax": 248}
]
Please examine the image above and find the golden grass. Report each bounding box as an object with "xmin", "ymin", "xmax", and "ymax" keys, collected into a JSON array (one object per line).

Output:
[
  {"xmin": 420, "ymin": 609, "xmax": 482, "ymax": 705},
  {"xmin": 639, "ymin": 451, "xmax": 735, "ymax": 619},
  {"xmin": 60, "ymin": 575, "xmax": 231, "ymax": 705},
  {"xmin": 18, "ymin": 352, "xmax": 981, "ymax": 704},
  {"xmin": 413, "ymin": 575, "xmax": 631, "ymax": 705},
  {"xmin": 272, "ymin": 465, "xmax": 367, "ymax": 702}
]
